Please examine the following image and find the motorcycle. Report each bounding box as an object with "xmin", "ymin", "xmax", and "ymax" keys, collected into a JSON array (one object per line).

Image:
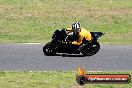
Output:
[{"xmin": 43, "ymin": 28, "xmax": 105, "ymax": 56}]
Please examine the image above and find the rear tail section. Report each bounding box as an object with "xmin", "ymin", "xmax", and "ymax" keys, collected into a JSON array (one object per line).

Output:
[{"xmin": 90, "ymin": 32, "xmax": 105, "ymax": 40}]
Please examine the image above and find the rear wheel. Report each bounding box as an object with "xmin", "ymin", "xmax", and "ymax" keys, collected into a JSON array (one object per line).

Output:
[
  {"xmin": 81, "ymin": 42, "xmax": 100, "ymax": 56},
  {"xmin": 43, "ymin": 42, "xmax": 57, "ymax": 56}
]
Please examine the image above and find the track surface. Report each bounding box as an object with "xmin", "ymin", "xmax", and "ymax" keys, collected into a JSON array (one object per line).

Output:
[{"xmin": 0, "ymin": 44, "xmax": 132, "ymax": 71}]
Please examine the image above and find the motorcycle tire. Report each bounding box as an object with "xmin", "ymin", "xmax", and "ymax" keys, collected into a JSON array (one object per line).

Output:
[
  {"xmin": 43, "ymin": 42, "xmax": 57, "ymax": 56},
  {"xmin": 81, "ymin": 42, "xmax": 100, "ymax": 56}
]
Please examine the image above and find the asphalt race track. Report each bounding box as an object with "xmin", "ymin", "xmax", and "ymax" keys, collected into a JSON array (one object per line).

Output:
[{"xmin": 0, "ymin": 44, "xmax": 132, "ymax": 71}]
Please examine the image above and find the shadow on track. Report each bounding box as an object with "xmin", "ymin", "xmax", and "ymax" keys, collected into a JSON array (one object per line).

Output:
[
  {"xmin": 45, "ymin": 54, "xmax": 85, "ymax": 57},
  {"xmin": 62, "ymin": 54, "xmax": 85, "ymax": 57}
]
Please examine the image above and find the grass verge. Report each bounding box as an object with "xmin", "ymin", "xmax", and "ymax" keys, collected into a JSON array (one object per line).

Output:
[
  {"xmin": 0, "ymin": 71, "xmax": 131, "ymax": 88},
  {"xmin": 0, "ymin": 0, "xmax": 132, "ymax": 44}
]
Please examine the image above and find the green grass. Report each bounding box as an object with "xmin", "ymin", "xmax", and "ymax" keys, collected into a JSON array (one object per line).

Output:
[
  {"xmin": 0, "ymin": 0, "xmax": 132, "ymax": 44},
  {"xmin": 0, "ymin": 71, "xmax": 131, "ymax": 88}
]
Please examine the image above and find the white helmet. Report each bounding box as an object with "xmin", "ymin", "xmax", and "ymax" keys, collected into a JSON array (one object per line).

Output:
[
  {"xmin": 72, "ymin": 22, "xmax": 80, "ymax": 32},
  {"xmin": 72, "ymin": 22, "xmax": 80, "ymax": 30}
]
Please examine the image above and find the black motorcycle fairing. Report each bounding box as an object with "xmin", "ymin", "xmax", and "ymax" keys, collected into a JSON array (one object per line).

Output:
[
  {"xmin": 43, "ymin": 28, "xmax": 104, "ymax": 56},
  {"xmin": 56, "ymin": 43, "xmax": 80, "ymax": 54},
  {"xmin": 67, "ymin": 34, "xmax": 79, "ymax": 42},
  {"xmin": 52, "ymin": 28, "xmax": 79, "ymax": 44},
  {"xmin": 52, "ymin": 29, "xmax": 67, "ymax": 41}
]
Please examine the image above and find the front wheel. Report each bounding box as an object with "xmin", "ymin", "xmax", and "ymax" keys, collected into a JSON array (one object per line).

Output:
[
  {"xmin": 43, "ymin": 42, "xmax": 57, "ymax": 56},
  {"xmin": 81, "ymin": 42, "xmax": 100, "ymax": 56}
]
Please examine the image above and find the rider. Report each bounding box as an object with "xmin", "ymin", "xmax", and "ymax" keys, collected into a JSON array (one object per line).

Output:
[{"xmin": 65, "ymin": 22, "xmax": 92, "ymax": 45}]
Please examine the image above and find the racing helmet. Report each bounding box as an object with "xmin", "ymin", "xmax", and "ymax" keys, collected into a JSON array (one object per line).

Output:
[{"xmin": 72, "ymin": 22, "xmax": 81, "ymax": 33}]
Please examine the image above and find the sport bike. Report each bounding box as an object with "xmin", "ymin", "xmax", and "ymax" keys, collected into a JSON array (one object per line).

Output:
[{"xmin": 43, "ymin": 28, "xmax": 105, "ymax": 56}]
